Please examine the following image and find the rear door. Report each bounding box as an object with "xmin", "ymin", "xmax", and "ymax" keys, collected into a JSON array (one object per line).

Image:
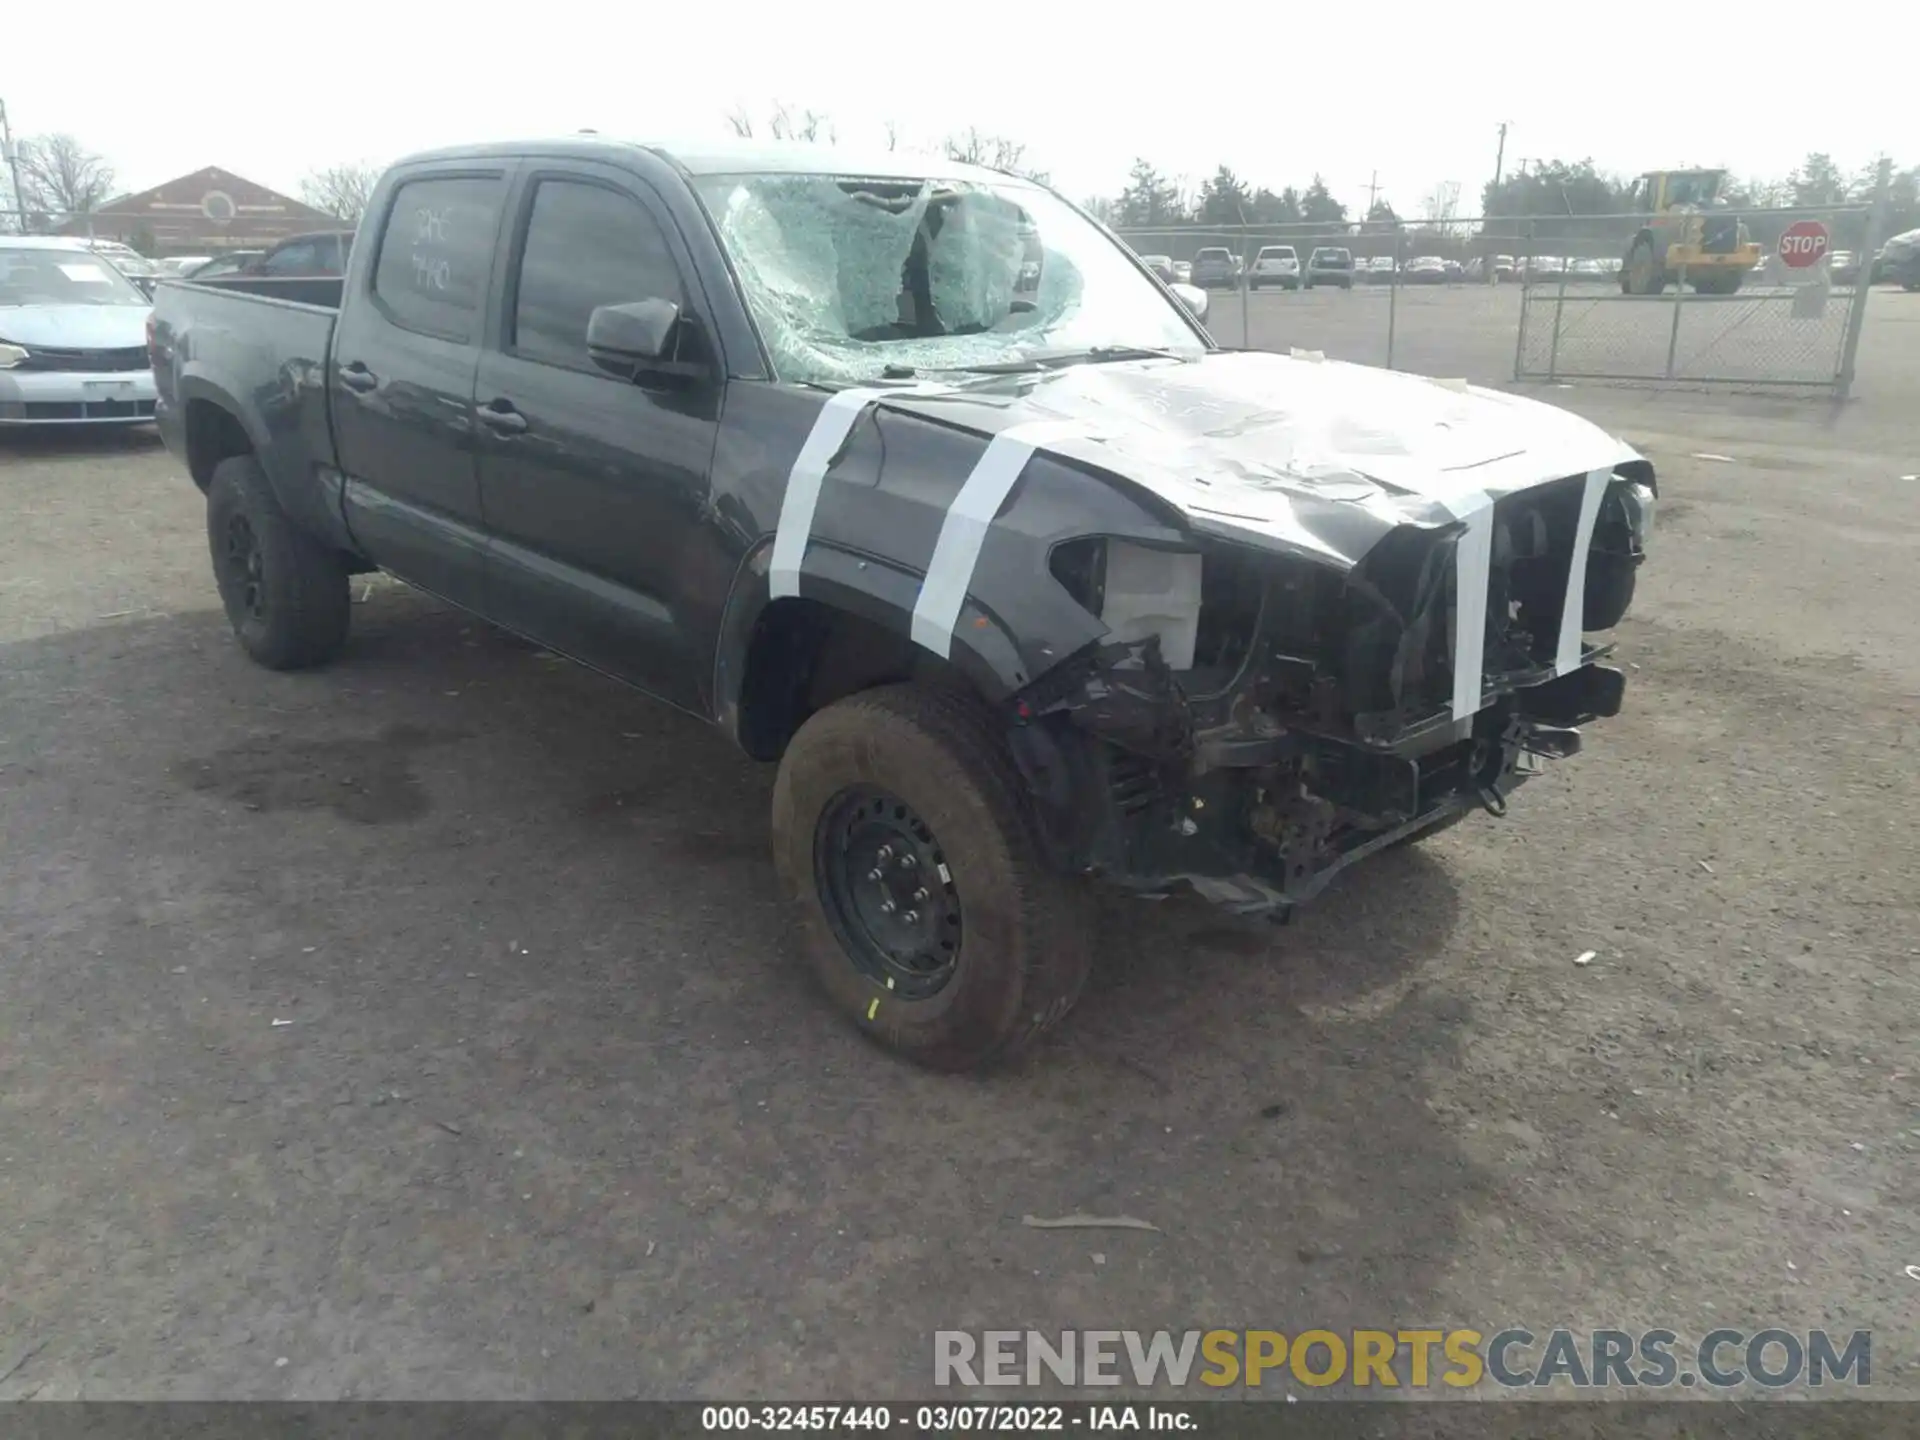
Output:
[
  {"xmin": 471, "ymin": 161, "xmax": 721, "ymax": 712},
  {"xmin": 331, "ymin": 165, "xmax": 513, "ymax": 609}
]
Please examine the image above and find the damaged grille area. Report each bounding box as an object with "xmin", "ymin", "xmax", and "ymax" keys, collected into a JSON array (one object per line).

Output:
[
  {"xmin": 1016, "ymin": 466, "xmax": 1648, "ymax": 912},
  {"xmin": 1342, "ymin": 471, "xmax": 1647, "ymax": 738}
]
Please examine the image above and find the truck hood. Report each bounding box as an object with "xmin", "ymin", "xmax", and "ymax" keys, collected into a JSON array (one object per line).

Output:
[
  {"xmin": 0, "ymin": 304, "xmax": 152, "ymax": 350},
  {"xmin": 889, "ymin": 349, "xmax": 1643, "ymax": 566}
]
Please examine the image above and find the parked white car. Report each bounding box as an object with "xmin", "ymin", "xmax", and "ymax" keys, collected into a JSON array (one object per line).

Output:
[
  {"xmin": 1248, "ymin": 244, "xmax": 1302, "ymax": 290},
  {"xmin": 0, "ymin": 239, "xmax": 158, "ymax": 425}
]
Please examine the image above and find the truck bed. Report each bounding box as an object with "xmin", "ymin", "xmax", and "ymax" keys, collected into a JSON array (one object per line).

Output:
[
  {"xmin": 149, "ymin": 278, "xmax": 343, "ymax": 535},
  {"xmin": 187, "ymin": 274, "xmax": 345, "ymax": 309}
]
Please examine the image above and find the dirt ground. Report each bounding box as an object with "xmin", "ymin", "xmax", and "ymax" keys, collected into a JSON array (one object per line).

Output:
[{"xmin": 2, "ymin": 303, "xmax": 1917, "ymax": 1401}]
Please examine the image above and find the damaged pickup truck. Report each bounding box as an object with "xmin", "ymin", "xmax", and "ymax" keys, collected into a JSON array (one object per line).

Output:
[{"xmin": 148, "ymin": 138, "xmax": 1654, "ymax": 1071}]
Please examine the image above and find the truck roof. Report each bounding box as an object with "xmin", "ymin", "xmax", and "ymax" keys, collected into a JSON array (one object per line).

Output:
[{"xmin": 392, "ymin": 137, "xmax": 1036, "ymax": 186}]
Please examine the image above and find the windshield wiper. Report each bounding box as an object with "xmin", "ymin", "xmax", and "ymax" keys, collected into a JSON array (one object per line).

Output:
[
  {"xmin": 941, "ymin": 345, "xmax": 1191, "ymax": 376},
  {"xmin": 1073, "ymin": 345, "xmax": 1190, "ymax": 364}
]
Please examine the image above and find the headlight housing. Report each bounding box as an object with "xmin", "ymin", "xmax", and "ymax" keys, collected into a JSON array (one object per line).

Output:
[
  {"xmin": 1617, "ymin": 479, "xmax": 1656, "ymax": 549},
  {"xmin": 0, "ymin": 342, "xmax": 28, "ymax": 369},
  {"xmin": 1049, "ymin": 537, "xmax": 1205, "ymax": 670}
]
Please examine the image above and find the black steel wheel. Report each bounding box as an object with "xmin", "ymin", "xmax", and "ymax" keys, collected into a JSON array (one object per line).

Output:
[
  {"xmin": 814, "ymin": 786, "xmax": 962, "ymax": 1001},
  {"xmin": 772, "ymin": 683, "xmax": 1094, "ymax": 1071},
  {"xmin": 222, "ymin": 511, "xmax": 267, "ymax": 623}
]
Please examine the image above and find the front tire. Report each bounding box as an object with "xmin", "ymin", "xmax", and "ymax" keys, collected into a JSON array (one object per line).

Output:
[
  {"xmin": 1624, "ymin": 237, "xmax": 1665, "ymax": 295},
  {"xmin": 206, "ymin": 454, "xmax": 350, "ymax": 670},
  {"xmin": 771, "ymin": 684, "xmax": 1094, "ymax": 1072}
]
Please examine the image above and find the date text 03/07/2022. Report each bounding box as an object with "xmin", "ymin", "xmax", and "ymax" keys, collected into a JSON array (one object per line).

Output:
[{"xmin": 700, "ymin": 1404, "xmax": 1193, "ymax": 1432}]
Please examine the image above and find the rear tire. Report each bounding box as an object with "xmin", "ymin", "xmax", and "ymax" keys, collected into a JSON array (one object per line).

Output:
[
  {"xmin": 771, "ymin": 683, "xmax": 1094, "ymax": 1072},
  {"xmin": 206, "ymin": 454, "xmax": 350, "ymax": 670}
]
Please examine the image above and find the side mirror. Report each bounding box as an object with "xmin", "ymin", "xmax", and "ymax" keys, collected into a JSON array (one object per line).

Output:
[
  {"xmin": 586, "ymin": 297, "xmax": 710, "ymax": 386},
  {"xmin": 1170, "ymin": 282, "xmax": 1209, "ymax": 322},
  {"xmin": 587, "ymin": 297, "xmax": 681, "ymax": 374}
]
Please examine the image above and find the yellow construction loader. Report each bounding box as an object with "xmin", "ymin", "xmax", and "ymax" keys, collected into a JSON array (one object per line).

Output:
[{"xmin": 1620, "ymin": 169, "xmax": 1762, "ymax": 295}]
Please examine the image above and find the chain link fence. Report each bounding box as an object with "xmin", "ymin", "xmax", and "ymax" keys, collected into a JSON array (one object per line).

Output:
[
  {"xmin": 1115, "ymin": 197, "xmax": 1890, "ymax": 397},
  {"xmin": 1, "ymin": 208, "xmax": 116, "ymax": 239},
  {"xmin": 1513, "ymin": 205, "xmax": 1877, "ymax": 394}
]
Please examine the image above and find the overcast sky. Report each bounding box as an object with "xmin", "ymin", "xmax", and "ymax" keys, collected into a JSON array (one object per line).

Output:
[{"xmin": 6, "ymin": 5, "xmax": 1908, "ymax": 216}]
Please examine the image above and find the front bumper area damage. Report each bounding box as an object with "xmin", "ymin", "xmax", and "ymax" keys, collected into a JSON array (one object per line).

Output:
[
  {"xmin": 1012, "ymin": 638, "xmax": 1626, "ymax": 915},
  {"xmin": 1004, "ymin": 466, "xmax": 1650, "ymax": 916}
]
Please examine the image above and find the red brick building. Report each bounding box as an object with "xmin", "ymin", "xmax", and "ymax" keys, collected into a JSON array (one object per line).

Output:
[{"xmin": 61, "ymin": 166, "xmax": 339, "ymax": 256}]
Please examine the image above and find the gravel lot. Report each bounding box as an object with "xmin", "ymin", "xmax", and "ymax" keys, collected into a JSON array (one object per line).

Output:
[{"xmin": 2, "ymin": 295, "xmax": 1917, "ymax": 1402}]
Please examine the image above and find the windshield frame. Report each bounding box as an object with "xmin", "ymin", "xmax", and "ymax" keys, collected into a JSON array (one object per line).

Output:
[
  {"xmin": 0, "ymin": 246, "xmax": 153, "ymax": 307},
  {"xmin": 689, "ymin": 168, "xmax": 1212, "ymax": 386}
]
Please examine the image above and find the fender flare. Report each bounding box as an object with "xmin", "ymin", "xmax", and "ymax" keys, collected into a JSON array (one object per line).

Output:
[
  {"xmin": 176, "ymin": 370, "xmax": 272, "ymax": 476},
  {"xmin": 175, "ymin": 369, "xmax": 356, "ymax": 555},
  {"xmin": 712, "ymin": 536, "xmax": 1031, "ymax": 751}
]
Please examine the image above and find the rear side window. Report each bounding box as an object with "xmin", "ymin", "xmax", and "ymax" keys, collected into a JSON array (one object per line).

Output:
[
  {"xmin": 261, "ymin": 239, "xmax": 321, "ymax": 274},
  {"xmin": 372, "ymin": 176, "xmax": 506, "ymax": 342},
  {"xmin": 510, "ymin": 180, "xmax": 683, "ymax": 372}
]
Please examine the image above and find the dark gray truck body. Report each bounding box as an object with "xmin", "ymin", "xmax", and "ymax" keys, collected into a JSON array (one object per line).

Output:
[{"xmin": 151, "ymin": 136, "xmax": 1654, "ymax": 919}]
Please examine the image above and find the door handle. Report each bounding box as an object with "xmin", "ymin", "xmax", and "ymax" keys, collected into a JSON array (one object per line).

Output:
[
  {"xmin": 477, "ymin": 401, "xmax": 528, "ymax": 435},
  {"xmin": 338, "ymin": 362, "xmax": 378, "ymax": 394}
]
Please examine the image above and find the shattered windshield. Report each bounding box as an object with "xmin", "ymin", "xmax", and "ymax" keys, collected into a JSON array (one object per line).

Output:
[{"xmin": 693, "ymin": 172, "xmax": 1207, "ymax": 385}]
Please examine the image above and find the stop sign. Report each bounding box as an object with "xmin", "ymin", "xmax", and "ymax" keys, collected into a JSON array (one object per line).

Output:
[{"xmin": 1778, "ymin": 220, "xmax": 1831, "ymax": 268}]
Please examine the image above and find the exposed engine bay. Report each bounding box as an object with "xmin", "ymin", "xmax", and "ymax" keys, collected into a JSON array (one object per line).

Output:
[{"xmin": 1005, "ymin": 467, "xmax": 1656, "ymax": 914}]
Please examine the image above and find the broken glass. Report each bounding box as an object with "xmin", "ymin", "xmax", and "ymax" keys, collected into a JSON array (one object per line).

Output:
[{"xmin": 695, "ymin": 171, "xmax": 1205, "ymax": 386}]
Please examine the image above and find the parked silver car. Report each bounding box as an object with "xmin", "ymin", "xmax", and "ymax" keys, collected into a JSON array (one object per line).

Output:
[{"xmin": 0, "ymin": 239, "xmax": 157, "ymax": 425}]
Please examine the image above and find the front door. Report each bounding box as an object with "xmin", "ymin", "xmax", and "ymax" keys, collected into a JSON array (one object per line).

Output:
[
  {"xmin": 473, "ymin": 167, "xmax": 720, "ymax": 713},
  {"xmin": 332, "ymin": 166, "xmax": 512, "ymax": 610}
]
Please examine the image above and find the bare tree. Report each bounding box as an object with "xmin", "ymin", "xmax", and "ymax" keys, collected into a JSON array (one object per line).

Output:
[
  {"xmin": 728, "ymin": 103, "xmax": 835, "ymax": 144},
  {"xmin": 14, "ymin": 133, "xmax": 116, "ymax": 219},
  {"xmin": 1419, "ymin": 180, "xmax": 1462, "ymax": 232},
  {"xmin": 299, "ymin": 162, "xmax": 382, "ymax": 225},
  {"xmin": 943, "ymin": 128, "xmax": 1049, "ymax": 185},
  {"xmin": 884, "ymin": 120, "xmax": 900, "ymax": 153}
]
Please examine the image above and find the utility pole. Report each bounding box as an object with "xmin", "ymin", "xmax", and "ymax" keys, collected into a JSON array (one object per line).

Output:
[
  {"xmin": 1365, "ymin": 170, "xmax": 1380, "ymax": 217},
  {"xmin": 0, "ymin": 98, "xmax": 25, "ymax": 235},
  {"xmin": 1486, "ymin": 122, "xmax": 1509, "ymax": 282}
]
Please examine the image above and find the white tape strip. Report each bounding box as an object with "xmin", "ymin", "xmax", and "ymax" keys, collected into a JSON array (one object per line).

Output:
[
  {"xmin": 1449, "ymin": 500, "xmax": 1494, "ymax": 721},
  {"xmin": 911, "ymin": 420, "xmax": 1084, "ymax": 657},
  {"xmin": 1555, "ymin": 468, "xmax": 1611, "ymax": 675},
  {"xmin": 768, "ymin": 387, "xmax": 887, "ymax": 600}
]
